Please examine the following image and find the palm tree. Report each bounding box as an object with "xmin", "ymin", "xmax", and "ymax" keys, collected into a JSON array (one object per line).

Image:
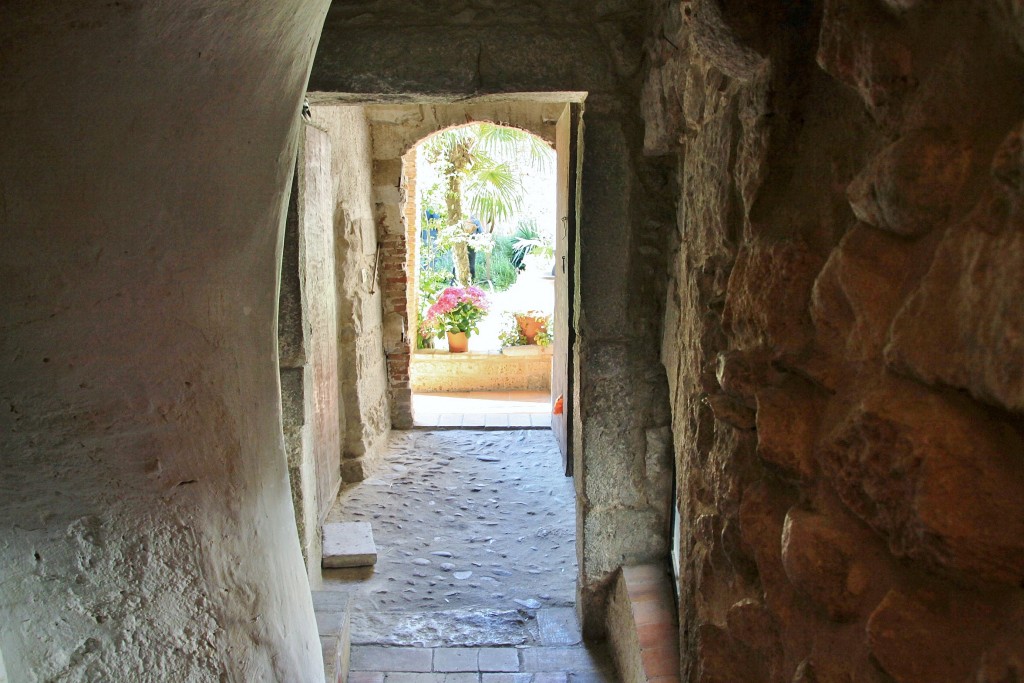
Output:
[{"xmin": 423, "ymin": 123, "xmax": 551, "ymax": 285}]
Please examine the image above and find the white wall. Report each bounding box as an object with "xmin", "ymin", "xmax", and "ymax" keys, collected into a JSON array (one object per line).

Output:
[{"xmin": 0, "ymin": 2, "xmax": 330, "ymax": 679}]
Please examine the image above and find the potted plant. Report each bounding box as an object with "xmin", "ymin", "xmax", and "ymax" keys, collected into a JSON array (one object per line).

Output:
[
  {"xmin": 499, "ymin": 311, "xmax": 553, "ymax": 350},
  {"xmin": 424, "ymin": 286, "xmax": 490, "ymax": 353},
  {"xmin": 513, "ymin": 309, "xmax": 551, "ymax": 345}
]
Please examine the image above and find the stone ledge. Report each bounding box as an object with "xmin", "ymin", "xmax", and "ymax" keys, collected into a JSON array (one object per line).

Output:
[
  {"xmin": 411, "ymin": 351, "xmax": 552, "ymax": 392},
  {"xmin": 607, "ymin": 564, "xmax": 680, "ymax": 683}
]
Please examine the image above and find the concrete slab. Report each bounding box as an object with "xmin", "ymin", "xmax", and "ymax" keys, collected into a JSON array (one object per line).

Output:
[{"xmin": 323, "ymin": 522, "xmax": 378, "ymax": 568}]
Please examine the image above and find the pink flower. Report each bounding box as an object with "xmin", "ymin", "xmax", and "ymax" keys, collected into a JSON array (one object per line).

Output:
[{"xmin": 424, "ymin": 286, "xmax": 490, "ymax": 337}]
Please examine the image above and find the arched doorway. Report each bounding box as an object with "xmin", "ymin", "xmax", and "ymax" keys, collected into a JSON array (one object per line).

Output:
[{"xmin": 407, "ymin": 122, "xmax": 558, "ymax": 432}]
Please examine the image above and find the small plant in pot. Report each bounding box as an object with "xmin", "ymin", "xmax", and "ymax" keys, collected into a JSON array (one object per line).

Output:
[
  {"xmin": 499, "ymin": 310, "xmax": 553, "ymax": 348},
  {"xmin": 425, "ymin": 286, "xmax": 490, "ymax": 353},
  {"xmin": 514, "ymin": 309, "xmax": 551, "ymax": 345}
]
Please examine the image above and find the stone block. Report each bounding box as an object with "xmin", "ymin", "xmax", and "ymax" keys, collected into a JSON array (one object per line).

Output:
[
  {"xmin": 695, "ymin": 624, "xmax": 767, "ymax": 683},
  {"xmin": 886, "ymin": 194, "xmax": 1024, "ymax": 412},
  {"xmin": 723, "ymin": 240, "xmax": 821, "ymax": 357},
  {"xmin": 477, "ymin": 648, "xmax": 519, "ymax": 673},
  {"xmin": 537, "ymin": 608, "xmax": 583, "ymax": 646},
  {"xmin": 716, "ymin": 349, "xmax": 777, "ymax": 406},
  {"xmin": 581, "ymin": 509, "xmax": 667, "ymax": 579},
  {"xmin": 310, "ymin": 27, "xmax": 480, "ymax": 95},
  {"xmin": 846, "ymin": 128, "xmax": 972, "ymax": 237},
  {"xmin": 704, "ymin": 394, "xmax": 756, "ymax": 430},
  {"xmin": 808, "ymin": 224, "xmax": 916, "ymax": 385},
  {"xmin": 725, "ymin": 599, "xmax": 778, "ymax": 656},
  {"xmin": 350, "ymin": 646, "xmax": 433, "ymax": 673},
  {"xmin": 322, "ymin": 522, "xmax": 378, "ymax": 568},
  {"xmin": 818, "ymin": 379, "xmax": 1024, "ymax": 586},
  {"xmin": 755, "ymin": 381, "xmax": 819, "ymax": 480},
  {"xmin": 433, "ymin": 648, "xmax": 477, "ymax": 673},
  {"xmin": 737, "ymin": 482, "xmax": 793, "ymax": 591},
  {"xmin": 867, "ymin": 589, "xmax": 1006, "ymax": 683},
  {"xmin": 991, "ymin": 121, "xmax": 1024, "ymax": 193},
  {"xmin": 780, "ymin": 509, "xmax": 869, "ymax": 621},
  {"xmin": 817, "ymin": 0, "xmax": 915, "ymax": 128}
]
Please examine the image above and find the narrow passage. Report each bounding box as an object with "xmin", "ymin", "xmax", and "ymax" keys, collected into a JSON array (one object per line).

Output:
[{"xmin": 321, "ymin": 430, "xmax": 614, "ymax": 681}]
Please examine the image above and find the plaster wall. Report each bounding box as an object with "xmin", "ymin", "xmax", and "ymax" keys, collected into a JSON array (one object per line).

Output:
[
  {"xmin": 644, "ymin": 1, "xmax": 1024, "ymax": 680},
  {"xmin": 0, "ymin": 2, "xmax": 329, "ymax": 680},
  {"xmin": 310, "ymin": 5, "xmax": 677, "ymax": 633},
  {"xmin": 311, "ymin": 105, "xmax": 392, "ymax": 482}
]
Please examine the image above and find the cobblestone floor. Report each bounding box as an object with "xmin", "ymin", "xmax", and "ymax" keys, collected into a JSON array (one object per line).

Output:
[{"xmin": 322, "ymin": 430, "xmax": 615, "ymax": 680}]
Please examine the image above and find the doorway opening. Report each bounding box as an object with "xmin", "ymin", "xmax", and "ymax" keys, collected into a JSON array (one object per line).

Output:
[
  {"xmin": 285, "ymin": 95, "xmax": 599, "ymax": 678},
  {"xmin": 406, "ymin": 121, "xmax": 558, "ymax": 430}
]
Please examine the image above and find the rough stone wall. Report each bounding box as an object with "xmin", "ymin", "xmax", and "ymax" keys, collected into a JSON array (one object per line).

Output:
[
  {"xmin": 313, "ymin": 105, "xmax": 392, "ymax": 481},
  {"xmin": 310, "ymin": 1, "xmax": 676, "ymax": 636},
  {"xmin": 0, "ymin": 2, "xmax": 329, "ymax": 680},
  {"xmin": 645, "ymin": 1, "xmax": 1024, "ymax": 680}
]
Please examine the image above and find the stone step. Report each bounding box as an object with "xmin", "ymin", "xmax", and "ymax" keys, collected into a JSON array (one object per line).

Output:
[
  {"xmin": 313, "ymin": 591, "xmax": 353, "ymax": 683},
  {"xmin": 322, "ymin": 521, "xmax": 378, "ymax": 568}
]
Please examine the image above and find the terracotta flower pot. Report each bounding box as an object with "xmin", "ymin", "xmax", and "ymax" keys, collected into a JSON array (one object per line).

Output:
[
  {"xmin": 446, "ymin": 331, "xmax": 469, "ymax": 353},
  {"xmin": 515, "ymin": 315, "xmax": 544, "ymax": 344}
]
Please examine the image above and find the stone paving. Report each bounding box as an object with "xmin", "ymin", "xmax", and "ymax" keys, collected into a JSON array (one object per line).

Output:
[
  {"xmin": 322, "ymin": 430, "xmax": 615, "ymax": 680},
  {"xmin": 412, "ymin": 391, "xmax": 552, "ymax": 429}
]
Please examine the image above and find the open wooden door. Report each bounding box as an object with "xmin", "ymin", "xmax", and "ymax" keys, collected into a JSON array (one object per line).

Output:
[{"xmin": 551, "ymin": 103, "xmax": 580, "ymax": 476}]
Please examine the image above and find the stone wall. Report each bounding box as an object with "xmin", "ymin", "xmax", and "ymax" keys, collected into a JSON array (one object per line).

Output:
[
  {"xmin": 411, "ymin": 351, "xmax": 552, "ymax": 393},
  {"xmin": 310, "ymin": 1, "xmax": 677, "ymax": 636},
  {"xmin": 278, "ymin": 121, "xmax": 346, "ymax": 580},
  {"xmin": 313, "ymin": 105, "xmax": 392, "ymax": 481},
  {"xmin": 644, "ymin": 1, "xmax": 1024, "ymax": 680}
]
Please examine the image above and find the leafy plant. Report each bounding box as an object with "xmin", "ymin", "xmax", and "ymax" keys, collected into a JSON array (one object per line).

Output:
[
  {"xmin": 425, "ymin": 286, "xmax": 490, "ymax": 338},
  {"xmin": 422, "ymin": 123, "xmax": 550, "ymax": 285},
  {"xmin": 481, "ymin": 235, "xmax": 520, "ymax": 291},
  {"xmin": 534, "ymin": 324, "xmax": 553, "ymax": 347},
  {"xmin": 497, "ymin": 310, "xmax": 554, "ymax": 347},
  {"xmin": 497, "ymin": 314, "xmax": 528, "ymax": 347}
]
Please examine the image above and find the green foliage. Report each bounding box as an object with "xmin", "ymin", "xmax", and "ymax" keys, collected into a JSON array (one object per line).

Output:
[
  {"xmin": 512, "ymin": 219, "xmax": 554, "ymax": 267},
  {"xmin": 534, "ymin": 324, "xmax": 553, "ymax": 347},
  {"xmin": 479, "ymin": 235, "xmax": 520, "ymax": 291},
  {"xmin": 496, "ymin": 310, "xmax": 554, "ymax": 347},
  {"xmin": 497, "ymin": 315, "xmax": 528, "ymax": 347}
]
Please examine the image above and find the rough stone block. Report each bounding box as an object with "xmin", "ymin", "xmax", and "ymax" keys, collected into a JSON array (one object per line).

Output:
[
  {"xmin": 818, "ymin": 380, "xmax": 1024, "ymax": 586},
  {"xmin": 867, "ymin": 589, "xmax": 1007, "ymax": 683},
  {"xmin": 886, "ymin": 194, "xmax": 1024, "ymax": 412},
  {"xmin": 780, "ymin": 509, "xmax": 869, "ymax": 621},
  {"xmin": 846, "ymin": 128, "xmax": 972, "ymax": 237},
  {"xmin": 723, "ymin": 240, "xmax": 821, "ymax": 356},
  {"xmin": 991, "ymin": 121, "xmax": 1024, "ymax": 193},
  {"xmin": 695, "ymin": 624, "xmax": 767, "ymax": 683},
  {"xmin": 808, "ymin": 224, "xmax": 916, "ymax": 385},
  {"xmin": 817, "ymin": 0, "xmax": 915, "ymax": 127},
  {"xmin": 310, "ymin": 27, "xmax": 480, "ymax": 95},
  {"xmin": 322, "ymin": 522, "xmax": 378, "ymax": 568},
  {"xmin": 725, "ymin": 598, "xmax": 780, "ymax": 665},
  {"xmin": 755, "ymin": 381, "xmax": 819, "ymax": 480}
]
